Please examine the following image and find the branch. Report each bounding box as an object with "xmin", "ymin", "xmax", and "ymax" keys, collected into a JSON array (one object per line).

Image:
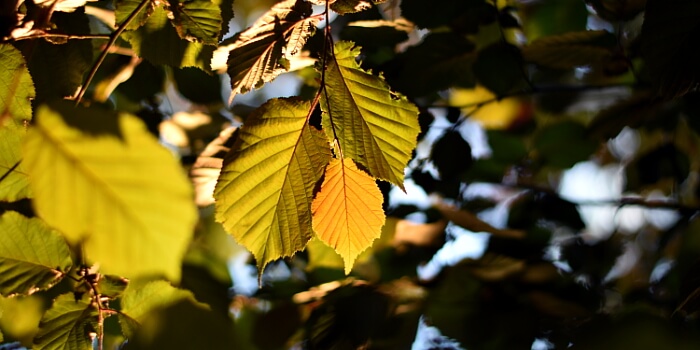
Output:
[
  {"xmin": 74, "ymin": 0, "xmax": 151, "ymax": 105},
  {"xmin": 9, "ymin": 32, "xmax": 111, "ymax": 42}
]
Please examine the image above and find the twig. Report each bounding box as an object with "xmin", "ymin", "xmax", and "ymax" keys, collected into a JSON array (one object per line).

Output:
[
  {"xmin": 74, "ymin": 0, "xmax": 151, "ymax": 105},
  {"xmin": 10, "ymin": 32, "xmax": 111, "ymax": 41}
]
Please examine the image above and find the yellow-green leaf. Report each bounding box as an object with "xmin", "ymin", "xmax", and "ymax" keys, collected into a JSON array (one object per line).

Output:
[
  {"xmin": 33, "ymin": 293, "xmax": 98, "ymax": 350},
  {"xmin": 311, "ymin": 158, "xmax": 385, "ymax": 274},
  {"xmin": 168, "ymin": 0, "xmax": 222, "ymax": 45},
  {"xmin": 22, "ymin": 101, "xmax": 197, "ymax": 281},
  {"xmin": 0, "ymin": 119, "xmax": 31, "ymax": 201},
  {"xmin": 116, "ymin": 0, "xmax": 155, "ymax": 30},
  {"xmin": 214, "ymin": 97, "xmax": 331, "ymax": 273},
  {"xmin": 224, "ymin": 0, "xmax": 317, "ymax": 100},
  {"xmin": 0, "ymin": 212, "xmax": 72, "ymax": 297},
  {"xmin": 321, "ymin": 41, "xmax": 420, "ymax": 188},
  {"xmin": 0, "ymin": 44, "xmax": 34, "ymax": 124}
]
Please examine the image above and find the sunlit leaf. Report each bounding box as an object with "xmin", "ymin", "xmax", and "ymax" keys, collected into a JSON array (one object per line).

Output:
[
  {"xmin": 22, "ymin": 101, "xmax": 197, "ymax": 281},
  {"xmin": 224, "ymin": 0, "xmax": 317, "ymax": 100},
  {"xmin": 214, "ymin": 98, "xmax": 331, "ymax": 272},
  {"xmin": 312, "ymin": 158, "xmax": 385, "ymax": 274},
  {"xmin": 0, "ymin": 44, "xmax": 34, "ymax": 124},
  {"xmin": 34, "ymin": 0, "xmax": 97, "ymax": 12},
  {"xmin": 330, "ymin": 0, "xmax": 385, "ymax": 14},
  {"xmin": 168, "ymin": 0, "xmax": 222, "ymax": 45},
  {"xmin": 116, "ymin": 0, "xmax": 155, "ymax": 30},
  {"xmin": 0, "ymin": 212, "xmax": 72, "ymax": 297},
  {"xmin": 123, "ymin": 5, "xmax": 215, "ymax": 70},
  {"xmin": 321, "ymin": 41, "xmax": 420, "ymax": 188},
  {"xmin": 522, "ymin": 30, "xmax": 616, "ymax": 69},
  {"xmin": 191, "ymin": 126, "xmax": 236, "ymax": 207},
  {"xmin": 33, "ymin": 293, "xmax": 98, "ymax": 350}
]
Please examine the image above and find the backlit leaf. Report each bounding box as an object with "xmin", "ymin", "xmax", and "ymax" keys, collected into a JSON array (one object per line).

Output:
[
  {"xmin": 321, "ymin": 41, "xmax": 420, "ymax": 188},
  {"xmin": 33, "ymin": 293, "xmax": 98, "ymax": 350},
  {"xmin": 214, "ymin": 98, "xmax": 331, "ymax": 273},
  {"xmin": 22, "ymin": 101, "xmax": 197, "ymax": 281},
  {"xmin": 0, "ymin": 212, "xmax": 72, "ymax": 296},
  {"xmin": 522, "ymin": 30, "xmax": 615, "ymax": 70},
  {"xmin": 224, "ymin": 0, "xmax": 317, "ymax": 100},
  {"xmin": 0, "ymin": 44, "xmax": 34, "ymax": 124},
  {"xmin": 168, "ymin": 0, "xmax": 222, "ymax": 45},
  {"xmin": 311, "ymin": 158, "xmax": 385, "ymax": 274},
  {"xmin": 116, "ymin": 0, "xmax": 155, "ymax": 30},
  {"xmin": 123, "ymin": 5, "xmax": 215, "ymax": 70}
]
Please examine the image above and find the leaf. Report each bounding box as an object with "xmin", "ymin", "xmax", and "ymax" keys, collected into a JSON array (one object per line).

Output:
[
  {"xmin": 522, "ymin": 30, "xmax": 616, "ymax": 70},
  {"xmin": 120, "ymin": 280, "xmax": 207, "ymax": 325},
  {"xmin": 0, "ymin": 64, "xmax": 32, "ymax": 202},
  {"xmin": 22, "ymin": 101, "xmax": 197, "ymax": 281},
  {"xmin": 191, "ymin": 126, "xmax": 236, "ymax": 207},
  {"xmin": 0, "ymin": 212, "xmax": 72, "ymax": 296},
  {"xmin": 330, "ymin": 0, "xmax": 385, "ymax": 14},
  {"xmin": 341, "ymin": 19, "xmax": 411, "ymax": 49},
  {"xmin": 34, "ymin": 0, "xmax": 97, "ymax": 13},
  {"xmin": 168, "ymin": 0, "xmax": 222, "ymax": 45},
  {"xmin": 0, "ymin": 44, "xmax": 34, "ymax": 125},
  {"xmin": 400, "ymin": 0, "xmax": 476, "ymax": 29},
  {"xmin": 473, "ymin": 42, "xmax": 526, "ymax": 96},
  {"xmin": 224, "ymin": 0, "xmax": 317, "ymax": 100},
  {"xmin": 533, "ymin": 121, "xmax": 597, "ymax": 168},
  {"xmin": 214, "ymin": 98, "xmax": 331, "ymax": 273},
  {"xmin": 33, "ymin": 293, "xmax": 98, "ymax": 350},
  {"xmin": 311, "ymin": 158, "xmax": 385, "ymax": 274},
  {"xmin": 321, "ymin": 41, "xmax": 420, "ymax": 188},
  {"xmin": 116, "ymin": 0, "xmax": 155, "ymax": 30},
  {"xmin": 123, "ymin": 5, "xmax": 215, "ymax": 71},
  {"xmin": 641, "ymin": 0, "xmax": 700, "ymax": 98}
]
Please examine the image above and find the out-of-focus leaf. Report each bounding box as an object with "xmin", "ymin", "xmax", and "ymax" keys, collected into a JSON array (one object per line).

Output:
[
  {"xmin": 400, "ymin": 0, "xmax": 477, "ymax": 29},
  {"xmin": 435, "ymin": 202, "xmax": 525, "ymax": 239},
  {"xmin": 330, "ymin": 0, "xmax": 385, "ymax": 14},
  {"xmin": 0, "ymin": 212, "xmax": 72, "ymax": 297},
  {"xmin": 0, "ymin": 44, "xmax": 34, "ymax": 124},
  {"xmin": 34, "ymin": 0, "xmax": 97, "ymax": 12},
  {"xmin": 321, "ymin": 41, "xmax": 420, "ymax": 188},
  {"xmin": 473, "ymin": 42, "xmax": 526, "ymax": 96},
  {"xmin": 191, "ymin": 127, "xmax": 236, "ymax": 207},
  {"xmin": 96, "ymin": 275, "xmax": 129, "ymax": 298},
  {"xmin": 33, "ymin": 293, "xmax": 98, "ymax": 350},
  {"xmin": 214, "ymin": 98, "xmax": 331, "ymax": 273},
  {"xmin": 311, "ymin": 158, "xmax": 386, "ymax": 274},
  {"xmin": 224, "ymin": 0, "xmax": 317, "ymax": 99},
  {"xmin": 449, "ymin": 86, "xmax": 527, "ymax": 129},
  {"xmin": 388, "ymin": 32, "xmax": 476, "ymax": 97},
  {"xmin": 0, "ymin": 294, "xmax": 44, "ymax": 344},
  {"xmin": 533, "ymin": 121, "xmax": 597, "ymax": 168},
  {"xmin": 585, "ymin": 0, "xmax": 647, "ymax": 22},
  {"xmin": 520, "ymin": 0, "xmax": 588, "ymax": 40},
  {"xmin": 168, "ymin": 0, "xmax": 222, "ymax": 45},
  {"xmin": 634, "ymin": 143, "xmax": 690, "ymax": 185},
  {"xmin": 172, "ymin": 67, "xmax": 222, "ymax": 105},
  {"xmin": 120, "ymin": 280, "xmax": 208, "ymax": 330},
  {"xmin": 341, "ymin": 19, "xmax": 411, "ymax": 49},
  {"xmin": 641, "ymin": 0, "xmax": 700, "ymax": 98},
  {"xmin": 522, "ymin": 30, "xmax": 616, "ymax": 70},
  {"xmin": 116, "ymin": 60, "xmax": 166, "ymax": 102},
  {"xmin": 431, "ymin": 130, "xmax": 472, "ymax": 180},
  {"xmin": 251, "ymin": 302, "xmax": 301, "ymax": 349},
  {"xmin": 394, "ymin": 219, "xmax": 446, "ymax": 247},
  {"xmin": 115, "ymin": 0, "xmax": 155, "ymax": 30},
  {"xmin": 123, "ymin": 5, "xmax": 215, "ymax": 71},
  {"xmin": 587, "ymin": 91, "xmax": 662, "ymax": 139},
  {"xmin": 23, "ymin": 101, "xmax": 197, "ymax": 281}
]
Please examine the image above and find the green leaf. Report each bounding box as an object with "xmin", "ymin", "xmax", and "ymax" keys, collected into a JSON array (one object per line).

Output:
[
  {"xmin": 321, "ymin": 41, "xmax": 420, "ymax": 188},
  {"xmin": 123, "ymin": 5, "xmax": 215, "ymax": 71},
  {"xmin": 522, "ymin": 30, "xmax": 616, "ymax": 70},
  {"xmin": 95, "ymin": 275, "xmax": 129, "ymax": 298},
  {"xmin": 330, "ymin": 0, "xmax": 385, "ymax": 14},
  {"xmin": 521, "ymin": 0, "xmax": 588, "ymax": 41},
  {"xmin": 224, "ymin": 0, "xmax": 317, "ymax": 99},
  {"xmin": 473, "ymin": 42, "xmax": 526, "ymax": 96},
  {"xmin": 22, "ymin": 101, "xmax": 197, "ymax": 281},
  {"xmin": 0, "ymin": 107, "xmax": 31, "ymax": 203},
  {"xmin": 33, "ymin": 293, "xmax": 98, "ymax": 350},
  {"xmin": 0, "ymin": 212, "xmax": 72, "ymax": 296},
  {"xmin": 214, "ymin": 98, "xmax": 331, "ymax": 273},
  {"xmin": 641, "ymin": 0, "xmax": 700, "ymax": 98},
  {"xmin": 168, "ymin": 0, "xmax": 222, "ymax": 45},
  {"xmin": 0, "ymin": 44, "xmax": 34, "ymax": 124},
  {"xmin": 533, "ymin": 121, "xmax": 597, "ymax": 168},
  {"xmin": 119, "ymin": 279, "xmax": 208, "ymax": 337},
  {"xmin": 116, "ymin": 0, "xmax": 155, "ymax": 30}
]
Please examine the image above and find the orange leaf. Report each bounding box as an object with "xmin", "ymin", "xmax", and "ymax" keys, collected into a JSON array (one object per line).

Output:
[{"xmin": 312, "ymin": 158, "xmax": 385, "ymax": 274}]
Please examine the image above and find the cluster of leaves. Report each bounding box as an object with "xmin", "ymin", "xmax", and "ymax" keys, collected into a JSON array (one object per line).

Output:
[{"xmin": 3, "ymin": 0, "xmax": 700, "ymax": 349}]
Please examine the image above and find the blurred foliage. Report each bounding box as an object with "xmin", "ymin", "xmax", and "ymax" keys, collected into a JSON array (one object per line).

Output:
[{"xmin": 2, "ymin": 0, "xmax": 700, "ymax": 349}]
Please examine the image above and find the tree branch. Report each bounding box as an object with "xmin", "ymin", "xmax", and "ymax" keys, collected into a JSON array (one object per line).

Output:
[
  {"xmin": 9, "ymin": 32, "xmax": 111, "ymax": 41},
  {"xmin": 74, "ymin": 0, "xmax": 151, "ymax": 105}
]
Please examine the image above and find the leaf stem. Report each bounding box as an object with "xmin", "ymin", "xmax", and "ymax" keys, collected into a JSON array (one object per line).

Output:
[{"xmin": 74, "ymin": 0, "xmax": 151, "ymax": 105}]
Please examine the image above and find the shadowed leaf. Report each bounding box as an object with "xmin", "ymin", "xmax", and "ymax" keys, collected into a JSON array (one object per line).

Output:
[
  {"xmin": 0, "ymin": 212, "xmax": 72, "ymax": 296},
  {"xmin": 214, "ymin": 98, "xmax": 331, "ymax": 273},
  {"xmin": 522, "ymin": 30, "xmax": 616, "ymax": 69},
  {"xmin": 168, "ymin": 0, "xmax": 222, "ymax": 45},
  {"xmin": 312, "ymin": 158, "xmax": 385, "ymax": 274}
]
